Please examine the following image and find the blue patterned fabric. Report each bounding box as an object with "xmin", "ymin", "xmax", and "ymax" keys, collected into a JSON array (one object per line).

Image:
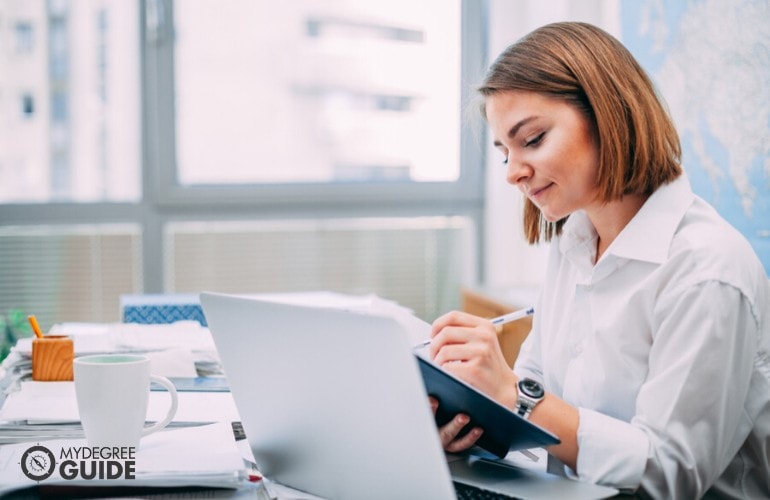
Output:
[
  {"xmin": 121, "ymin": 294, "xmax": 208, "ymax": 326},
  {"xmin": 123, "ymin": 304, "xmax": 207, "ymax": 326}
]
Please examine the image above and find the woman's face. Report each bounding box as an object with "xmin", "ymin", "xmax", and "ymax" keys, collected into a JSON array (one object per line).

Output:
[{"xmin": 486, "ymin": 90, "xmax": 600, "ymax": 223}]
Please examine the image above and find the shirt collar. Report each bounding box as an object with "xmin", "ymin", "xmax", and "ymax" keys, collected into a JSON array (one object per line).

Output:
[{"xmin": 560, "ymin": 174, "xmax": 695, "ymax": 265}]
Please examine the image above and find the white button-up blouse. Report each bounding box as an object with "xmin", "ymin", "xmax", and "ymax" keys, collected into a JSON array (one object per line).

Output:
[{"xmin": 514, "ymin": 174, "xmax": 770, "ymax": 498}]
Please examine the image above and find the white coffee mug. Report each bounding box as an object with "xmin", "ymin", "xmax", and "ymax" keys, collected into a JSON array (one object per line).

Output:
[{"xmin": 73, "ymin": 354, "xmax": 178, "ymax": 449}]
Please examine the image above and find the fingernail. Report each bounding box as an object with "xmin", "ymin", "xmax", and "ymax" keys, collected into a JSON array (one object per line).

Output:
[{"xmin": 457, "ymin": 415, "xmax": 469, "ymax": 425}]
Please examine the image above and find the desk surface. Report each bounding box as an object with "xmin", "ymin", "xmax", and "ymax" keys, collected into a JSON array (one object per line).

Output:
[
  {"xmin": 0, "ymin": 322, "xmax": 267, "ymax": 498},
  {"xmin": 0, "ymin": 309, "xmax": 616, "ymax": 500}
]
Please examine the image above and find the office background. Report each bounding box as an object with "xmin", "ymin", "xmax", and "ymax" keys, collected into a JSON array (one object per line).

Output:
[{"xmin": 1, "ymin": 0, "xmax": 768, "ymax": 331}]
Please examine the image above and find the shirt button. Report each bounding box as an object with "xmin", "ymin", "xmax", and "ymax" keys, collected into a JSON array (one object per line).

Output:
[{"xmin": 585, "ymin": 284, "xmax": 593, "ymax": 291}]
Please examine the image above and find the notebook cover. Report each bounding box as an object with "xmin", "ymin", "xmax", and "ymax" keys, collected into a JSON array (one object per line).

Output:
[{"xmin": 415, "ymin": 355, "xmax": 560, "ymax": 458}]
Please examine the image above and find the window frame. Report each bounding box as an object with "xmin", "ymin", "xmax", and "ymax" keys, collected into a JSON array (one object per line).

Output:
[
  {"xmin": 145, "ymin": 0, "xmax": 487, "ymax": 207},
  {"xmin": 1, "ymin": 0, "xmax": 488, "ymax": 296}
]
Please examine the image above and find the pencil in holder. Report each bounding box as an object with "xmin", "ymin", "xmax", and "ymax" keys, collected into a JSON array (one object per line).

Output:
[{"xmin": 32, "ymin": 335, "xmax": 74, "ymax": 381}]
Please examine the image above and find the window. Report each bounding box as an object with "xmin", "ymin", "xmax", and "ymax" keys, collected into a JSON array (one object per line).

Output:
[
  {"xmin": 14, "ymin": 22, "xmax": 34, "ymax": 54},
  {"xmin": 0, "ymin": 0, "xmax": 486, "ymax": 327},
  {"xmin": 51, "ymin": 92, "xmax": 67, "ymax": 122},
  {"xmin": 172, "ymin": 0, "xmax": 462, "ymax": 186},
  {"xmin": 49, "ymin": 17, "xmax": 68, "ymax": 80},
  {"xmin": 21, "ymin": 94, "xmax": 34, "ymax": 117},
  {"xmin": 0, "ymin": 1, "xmax": 140, "ymax": 204}
]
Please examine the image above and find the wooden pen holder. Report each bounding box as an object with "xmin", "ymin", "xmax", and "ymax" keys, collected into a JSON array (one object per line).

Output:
[{"xmin": 32, "ymin": 335, "xmax": 74, "ymax": 381}]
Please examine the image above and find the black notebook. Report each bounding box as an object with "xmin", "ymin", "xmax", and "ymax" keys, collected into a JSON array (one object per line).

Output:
[{"xmin": 415, "ymin": 355, "xmax": 560, "ymax": 458}]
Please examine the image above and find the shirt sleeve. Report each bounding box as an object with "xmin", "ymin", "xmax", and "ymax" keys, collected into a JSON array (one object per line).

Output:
[{"xmin": 575, "ymin": 280, "xmax": 759, "ymax": 497}]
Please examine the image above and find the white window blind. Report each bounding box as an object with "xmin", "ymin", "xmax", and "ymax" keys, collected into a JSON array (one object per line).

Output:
[
  {"xmin": 0, "ymin": 225, "xmax": 142, "ymax": 330},
  {"xmin": 165, "ymin": 217, "xmax": 474, "ymax": 321}
]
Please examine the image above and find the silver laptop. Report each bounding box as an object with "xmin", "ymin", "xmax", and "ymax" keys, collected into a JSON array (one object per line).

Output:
[{"xmin": 200, "ymin": 292, "xmax": 617, "ymax": 500}]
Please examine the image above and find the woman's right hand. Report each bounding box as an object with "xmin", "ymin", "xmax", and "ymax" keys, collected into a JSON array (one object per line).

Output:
[
  {"xmin": 429, "ymin": 396, "xmax": 484, "ymax": 453},
  {"xmin": 429, "ymin": 311, "xmax": 519, "ymax": 410}
]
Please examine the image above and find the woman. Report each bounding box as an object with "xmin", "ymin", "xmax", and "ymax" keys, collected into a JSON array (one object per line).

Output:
[{"xmin": 429, "ymin": 22, "xmax": 770, "ymax": 498}]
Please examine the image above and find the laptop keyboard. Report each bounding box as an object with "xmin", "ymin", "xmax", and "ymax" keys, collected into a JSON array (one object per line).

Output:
[{"xmin": 453, "ymin": 481, "xmax": 518, "ymax": 500}]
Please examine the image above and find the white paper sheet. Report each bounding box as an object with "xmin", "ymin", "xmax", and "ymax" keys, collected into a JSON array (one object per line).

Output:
[
  {"xmin": 0, "ymin": 381, "xmax": 241, "ymax": 424},
  {"xmin": 0, "ymin": 422, "xmax": 250, "ymax": 495}
]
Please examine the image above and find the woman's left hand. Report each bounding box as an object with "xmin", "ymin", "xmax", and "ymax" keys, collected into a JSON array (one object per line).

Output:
[{"xmin": 429, "ymin": 397, "xmax": 484, "ymax": 453}]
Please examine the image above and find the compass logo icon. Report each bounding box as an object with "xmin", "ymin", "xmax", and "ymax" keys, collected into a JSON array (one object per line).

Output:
[{"xmin": 20, "ymin": 445, "xmax": 56, "ymax": 481}]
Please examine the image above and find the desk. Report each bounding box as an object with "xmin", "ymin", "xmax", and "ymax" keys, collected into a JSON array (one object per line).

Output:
[
  {"xmin": 0, "ymin": 300, "xmax": 612, "ymax": 498},
  {"xmin": 0, "ymin": 322, "xmax": 268, "ymax": 499}
]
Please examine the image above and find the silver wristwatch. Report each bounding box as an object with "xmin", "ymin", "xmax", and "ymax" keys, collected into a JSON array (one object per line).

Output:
[{"xmin": 515, "ymin": 378, "xmax": 545, "ymax": 419}]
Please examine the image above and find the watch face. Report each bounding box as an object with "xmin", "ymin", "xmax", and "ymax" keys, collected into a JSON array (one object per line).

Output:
[{"xmin": 519, "ymin": 378, "xmax": 544, "ymax": 399}]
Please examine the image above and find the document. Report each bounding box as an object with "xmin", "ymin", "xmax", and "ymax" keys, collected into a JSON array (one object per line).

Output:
[
  {"xmin": 0, "ymin": 381, "xmax": 241, "ymax": 424},
  {"xmin": 0, "ymin": 422, "xmax": 253, "ymax": 496}
]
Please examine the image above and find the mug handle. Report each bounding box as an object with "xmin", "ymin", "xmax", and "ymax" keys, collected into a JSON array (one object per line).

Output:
[{"xmin": 142, "ymin": 375, "xmax": 179, "ymax": 437}]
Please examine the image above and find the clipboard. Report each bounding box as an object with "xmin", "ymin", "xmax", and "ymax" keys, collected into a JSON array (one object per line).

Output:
[{"xmin": 415, "ymin": 355, "xmax": 560, "ymax": 458}]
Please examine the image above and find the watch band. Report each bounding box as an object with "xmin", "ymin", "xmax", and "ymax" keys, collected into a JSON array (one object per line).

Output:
[{"xmin": 515, "ymin": 378, "xmax": 545, "ymax": 419}]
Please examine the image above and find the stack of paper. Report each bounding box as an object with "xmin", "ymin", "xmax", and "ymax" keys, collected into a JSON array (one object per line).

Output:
[
  {"xmin": 0, "ymin": 381, "xmax": 242, "ymax": 444},
  {"xmin": 0, "ymin": 422, "xmax": 259, "ymax": 496},
  {"xmin": 1, "ymin": 320, "xmax": 224, "ymax": 409}
]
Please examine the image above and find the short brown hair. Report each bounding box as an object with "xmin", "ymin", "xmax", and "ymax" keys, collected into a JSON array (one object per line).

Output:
[{"xmin": 478, "ymin": 22, "xmax": 682, "ymax": 244}]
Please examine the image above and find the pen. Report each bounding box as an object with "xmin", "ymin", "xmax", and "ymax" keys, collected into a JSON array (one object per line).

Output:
[
  {"xmin": 489, "ymin": 306, "xmax": 535, "ymax": 326},
  {"xmin": 416, "ymin": 306, "xmax": 535, "ymax": 348},
  {"xmin": 28, "ymin": 315, "xmax": 44, "ymax": 339}
]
